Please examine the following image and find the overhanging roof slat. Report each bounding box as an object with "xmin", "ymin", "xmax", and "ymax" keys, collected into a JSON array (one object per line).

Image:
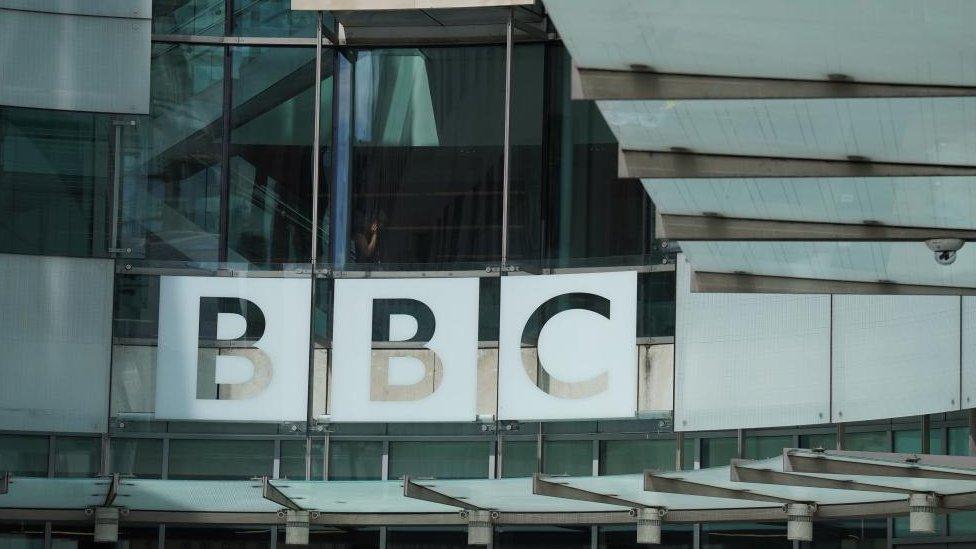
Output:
[{"xmin": 691, "ymin": 271, "xmax": 976, "ymax": 297}]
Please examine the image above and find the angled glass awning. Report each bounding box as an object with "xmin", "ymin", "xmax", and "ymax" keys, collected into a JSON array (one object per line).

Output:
[
  {"xmin": 543, "ymin": 0, "xmax": 976, "ymax": 294},
  {"xmin": 2, "ymin": 451, "xmax": 976, "ymax": 543}
]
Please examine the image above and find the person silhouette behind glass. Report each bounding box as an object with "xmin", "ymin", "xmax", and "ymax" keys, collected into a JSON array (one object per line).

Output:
[{"xmin": 352, "ymin": 211, "xmax": 384, "ymax": 264}]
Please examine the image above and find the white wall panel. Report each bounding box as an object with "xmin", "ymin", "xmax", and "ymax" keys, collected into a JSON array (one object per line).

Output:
[
  {"xmin": 0, "ymin": 8, "xmax": 150, "ymax": 114},
  {"xmin": 0, "ymin": 254, "xmax": 114, "ymax": 433},
  {"xmin": 674, "ymin": 257, "xmax": 831, "ymax": 431},
  {"xmin": 832, "ymin": 295, "xmax": 961, "ymax": 423},
  {"xmin": 962, "ymin": 297, "xmax": 976, "ymax": 409}
]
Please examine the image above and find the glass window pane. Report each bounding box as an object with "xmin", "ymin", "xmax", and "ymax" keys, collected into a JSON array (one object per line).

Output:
[
  {"xmin": 948, "ymin": 426, "xmax": 970, "ymax": 456},
  {"xmin": 329, "ymin": 441, "xmax": 382, "ymax": 480},
  {"xmin": 600, "ymin": 524, "xmax": 694, "ymax": 549},
  {"xmin": 799, "ymin": 433, "xmax": 836, "ymax": 451},
  {"xmin": 0, "ymin": 435, "xmax": 49, "ymax": 477},
  {"xmin": 0, "ymin": 522, "xmax": 44, "ymax": 548},
  {"xmin": 502, "ymin": 440, "xmax": 537, "ymax": 478},
  {"xmin": 637, "ymin": 272, "xmax": 676, "ymax": 338},
  {"xmin": 701, "ymin": 522, "xmax": 789, "ymax": 549},
  {"xmin": 600, "ymin": 439, "xmax": 675, "ymax": 475},
  {"xmin": 127, "ymin": 44, "xmax": 224, "ymax": 263},
  {"xmin": 845, "ymin": 431, "xmax": 889, "ymax": 452},
  {"xmin": 744, "ymin": 436, "xmax": 792, "ymax": 460},
  {"xmin": 168, "ymin": 439, "xmax": 273, "ymax": 479},
  {"xmin": 347, "ymin": 46, "xmax": 507, "ymax": 270},
  {"xmin": 813, "ymin": 519, "xmax": 886, "ymax": 547},
  {"xmin": 538, "ymin": 46, "xmax": 651, "ymax": 269},
  {"xmin": 110, "ymin": 438, "xmax": 163, "ymax": 479},
  {"xmin": 227, "ymin": 46, "xmax": 321, "ymax": 267},
  {"xmin": 543, "ymin": 440, "xmax": 591, "ymax": 476},
  {"xmin": 54, "ymin": 437, "xmax": 100, "ymax": 478},
  {"xmin": 165, "ymin": 527, "xmax": 271, "ymax": 547},
  {"xmin": 701, "ymin": 437, "xmax": 737, "ymax": 468},
  {"xmin": 232, "ymin": 0, "xmax": 317, "ymax": 37},
  {"xmin": 681, "ymin": 437, "xmax": 696, "ymax": 471},
  {"xmin": 152, "ymin": 0, "xmax": 226, "ymax": 36},
  {"xmin": 894, "ymin": 429, "xmax": 943, "ymax": 455},
  {"xmin": 281, "ymin": 439, "xmax": 325, "ymax": 480},
  {"xmin": 389, "ymin": 441, "xmax": 489, "ymax": 480},
  {"xmin": 0, "ymin": 107, "xmax": 112, "ymax": 257},
  {"xmin": 495, "ymin": 526, "xmax": 590, "ymax": 548},
  {"xmin": 387, "ymin": 528, "xmax": 466, "ymax": 548}
]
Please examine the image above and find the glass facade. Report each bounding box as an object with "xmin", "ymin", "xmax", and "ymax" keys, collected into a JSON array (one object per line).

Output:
[{"xmin": 1, "ymin": 2, "xmax": 968, "ymax": 549}]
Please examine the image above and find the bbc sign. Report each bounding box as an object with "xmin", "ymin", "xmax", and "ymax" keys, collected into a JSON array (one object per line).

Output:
[{"xmin": 155, "ymin": 272, "xmax": 637, "ymax": 422}]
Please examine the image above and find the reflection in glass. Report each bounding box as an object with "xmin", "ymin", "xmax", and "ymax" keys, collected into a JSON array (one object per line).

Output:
[
  {"xmin": 165, "ymin": 527, "xmax": 272, "ymax": 547},
  {"xmin": 743, "ymin": 436, "xmax": 792, "ymax": 460},
  {"xmin": 54, "ymin": 437, "xmax": 100, "ymax": 477},
  {"xmin": 110, "ymin": 438, "xmax": 163, "ymax": 478},
  {"xmin": 168, "ymin": 439, "xmax": 273, "ymax": 479},
  {"xmin": 233, "ymin": 0, "xmax": 317, "ymax": 37},
  {"xmin": 701, "ymin": 522, "xmax": 789, "ymax": 549},
  {"xmin": 228, "ymin": 46, "xmax": 319, "ymax": 267},
  {"xmin": 348, "ymin": 47, "xmax": 507, "ymax": 269},
  {"xmin": 600, "ymin": 439, "xmax": 675, "ymax": 475},
  {"xmin": 600, "ymin": 524, "xmax": 694, "ymax": 549},
  {"xmin": 637, "ymin": 271, "xmax": 676, "ymax": 338},
  {"xmin": 0, "ymin": 107, "xmax": 111, "ymax": 257},
  {"xmin": 281, "ymin": 439, "xmax": 325, "ymax": 480},
  {"xmin": 126, "ymin": 44, "xmax": 224, "ymax": 262},
  {"xmin": 388, "ymin": 441, "xmax": 489, "ymax": 479},
  {"xmin": 329, "ymin": 441, "xmax": 382, "ymax": 480},
  {"xmin": 387, "ymin": 528, "xmax": 467, "ymax": 549},
  {"xmin": 152, "ymin": 0, "xmax": 225, "ymax": 35},
  {"xmin": 0, "ymin": 435, "xmax": 49, "ymax": 477},
  {"xmin": 701, "ymin": 437, "xmax": 736, "ymax": 468},
  {"xmin": 0, "ymin": 522, "xmax": 44, "ymax": 548},
  {"xmin": 495, "ymin": 526, "xmax": 591, "ymax": 548},
  {"xmin": 542, "ymin": 440, "xmax": 590, "ymax": 476},
  {"xmin": 502, "ymin": 440, "xmax": 537, "ymax": 478}
]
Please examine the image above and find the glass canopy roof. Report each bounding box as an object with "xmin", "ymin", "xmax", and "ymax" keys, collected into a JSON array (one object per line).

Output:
[{"xmin": 3, "ymin": 451, "xmax": 975, "ymax": 521}]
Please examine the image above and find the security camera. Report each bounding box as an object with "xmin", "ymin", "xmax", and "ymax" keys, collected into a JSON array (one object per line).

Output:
[{"xmin": 925, "ymin": 238, "xmax": 964, "ymax": 266}]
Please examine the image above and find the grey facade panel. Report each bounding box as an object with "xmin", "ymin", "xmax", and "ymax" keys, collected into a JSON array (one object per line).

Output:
[
  {"xmin": 0, "ymin": 8, "xmax": 150, "ymax": 114},
  {"xmin": 0, "ymin": 254, "xmax": 114, "ymax": 433},
  {"xmin": 0, "ymin": 0, "xmax": 151, "ymax": 19}
]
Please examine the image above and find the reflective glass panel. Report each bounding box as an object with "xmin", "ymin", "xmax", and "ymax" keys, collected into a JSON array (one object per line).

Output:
[
  {"xmin": 844, "ymin": 431, "xmax": 889, "ymax": 452},
  {"xmin": 152, "ymin": 0, "xmax": 225, "ymax": 35},
  {"xmin": 168, "ymin": 439, "xmax": 274, "ymax": 479},
  {"xmin": 600, "ymin": 525, "xmax": 694, "ymax": 549},
  {"xmin": 502, "ymin": 440, "xmax": 536, "ymax": 478},
  {"xmin": 387, "ymin": 528, "xmax": 467, "ymax": 548},
  {"xmin": 126, "ymin": 43, "xmax": 224, "ymax": 263},
  {"xmin": 346, "ymin": 46, "xmax": 507, "ymax": 270},
  {"xmin": 799, "ymin": 433, "xmax": 836, "ymax": 451},
  {"xmin": 53, "ymin": 437, "xmax": 100, "ymax": 478},
  {"xmin": 0, "ymin": 522, "xmax": 44, "ymax": 548},
  {"xmin": 328, "ymin": 441, "xmax": 382, "ymax": 480},
  {"xmin": 110, "ymin": 438, "xmax": 164, "ymax": 479},
  {"xmin": 893, "ymin": 429, "xmax": 943, "ymax": 455},
  {"xmin": 744, "ymin": 436, "xmax": 792, "ymax": 460},
  {"xmin": 0, "ymin": 107, "xmax": 112, "ymax": 257},
  {"xmin": 233, "ymin": 0, "xmax": 317, "ymax": 37},
  {"xmin": 164, "ymin": 527, "xmax": 271, "ymax": 547},
  {"xmin": 701, "ymin": 437, "xmax": 737, "ymax": 468},
  {"xmin": 388, "ymin": 441, "xmax": 489, "ymax": 480},
  {"xmin": 600, "ymin": 439, "xmax": 675, "ymax": 475},
  {"xmin": 811, "ymin": 519, "xmax": 886, "ymax": 548},
  {"xmin": 495, "ymin": 526, "xmax": 590, "ymax": 548},
  {"xmin": 227, "ymin": 46, "xmax": 320, "ymax": 267},
  {"xmin": 281, "ymin": 439, "xmax": 325, "ymax": 480},
  {"xmin": 0, "ymin": 435, "xmax": 48, "ymax": 477},
  {"xmin": 637, "ymin": 271, "xmax": 676, "ymax": 338},
  {"xmin": 542, "ymin": 440, "xmax": 590, "ymax": 476},
  {"xmin": 701, "ymin": 522, "xmax": 790, "ymax": 549}
]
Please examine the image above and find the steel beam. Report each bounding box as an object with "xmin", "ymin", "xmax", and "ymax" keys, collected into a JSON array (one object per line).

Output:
[
  {"xmin": 644, "ymin": 472, "xmax": 796, "ymax": 504},
  {"xmin": 573, "ymin": 67, "xmax": 976, "ymax": 101},
  {"xmin": 102, "ymin": 474, "xmax": 120, "ymax": 507},
  {"xmin": 730, "ymin": 462, "xmax": 914, "ymax": 495},
  {"xmin": 656, "ymin": 214, "xmax": 976, "ymax": 242},
  {"xmin": 402, "ymin": 476, "xmax": 484, "ymax": 511},
  {"xmin": 785, "ymin": 452, "xmax": 976, "ymax": 481},
  {"xmin": 532, "ymin": 474, "xmax": 642, "ymax": 509},
  {"xmin": 691, "ymin": 271, "xmax": 976, "ymax": 297},
  {"xmin": 261, "ymin": 477, "xmax": 304, "ymax": 511},
  {"xmin": 620, "ymin": 149, "xmax": 976, "ymax": 180}
]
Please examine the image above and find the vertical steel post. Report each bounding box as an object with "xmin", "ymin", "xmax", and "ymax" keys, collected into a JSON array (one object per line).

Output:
[
  {"xmin": 675, "ymin": 431, "xmax": 684, "ymax": 471},
  {"xmin": 500, "ymin": 9, "xmax": 513, "ymax": 268},
  {"xmin": 836, "ymin": 423, "xmax": 846, "ymax": 451},
  {"xmin": 920, "ymin": 415, "xmax": 931, "ymax": 454}
]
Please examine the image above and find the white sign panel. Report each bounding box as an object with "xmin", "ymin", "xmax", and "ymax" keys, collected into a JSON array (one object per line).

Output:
[
  {"xmin": 330, "ymin": 278, "xmax": 480, "ymax": 422},
  {"xmin": 497, "ymin": 272, "xmax": 637, "ymax": 420},
  {"xmin": 155, "ymin": 276, "xmax": 312, "ymax": 421}
]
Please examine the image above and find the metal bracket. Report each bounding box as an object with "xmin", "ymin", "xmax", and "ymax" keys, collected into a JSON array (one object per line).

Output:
[
  {"xmin": 485, "ymin": 265, "xmax": 519, "ymax": 273},
  {"xmin": 533, "ymin": 474, "xmax": 644, "ymax": 508},
  {"xmin": 403, "ymin": 476, "xmax": 484, "ymax": 511},
  {"xmin": 260, "ymin": 477, "xmax": 304, "ymax": 511}
]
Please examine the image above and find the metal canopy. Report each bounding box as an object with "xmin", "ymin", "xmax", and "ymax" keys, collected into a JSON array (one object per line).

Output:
[
  {"xmin": 544, "ymin": 0, "xmax": 976, "ymax": 292},
  {"xmin": 4, "ymin": 450, "xmax": 976, "ymax": 526}
]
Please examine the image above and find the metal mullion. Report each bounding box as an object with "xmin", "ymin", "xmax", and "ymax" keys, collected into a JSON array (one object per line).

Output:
[
  {"xmin": 161, "ymin": 438, "xmax": 170, "ymax": 479},
  {"xmin": 218, "ymin": 43, "xmax": 233, "ymax": 264},
  {"xmin": 381, "ymin": 440, "xmax": 390, "ymax": 480},
  {"xmin": 273, "ymin": 439, "xmax": 282, "ymax": 479},
  {"xmin": 47, "ymin": 436, "xmax": 55, "ymax": 478},
  {"xmin": 499, "ymin": 8, "xmax": 513, "ymax": 268}
]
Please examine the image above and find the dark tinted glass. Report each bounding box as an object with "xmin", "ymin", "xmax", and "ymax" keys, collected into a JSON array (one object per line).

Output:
[
  {"xmin": 345, "ymin": 46, "xmax": 507, "ymax": 270},
  {"xmin": 701, "ymin": 523, "xmax": 790, "ymax": 548},
  {"xmin": 0, "ymin": 435, "xmax": 49, "ymax": 477},
  {"xmin": 495, "ymin": 526, "xmax": 591, "ymax": 548},
  {"xmin": 233, "ymin": 0, "xmax": 317, "ymax": 37},
  {"xmin": 600, "ymin": 525, "xmax": 694, "ymax": 549},
  {"xmin": 110, "ymin": 438, "xmax": 164, "ymax": 478},
  {"xmin": 0, "ymin": 107, "xmax": 112, "ymax": 257},
  {"xmin": 600, "ymin": 439, "xmax": 675, "ymax": 475},
  {"xmin": 127, "ymin": 43, "xmax": 224, "ymax": 262},
  {"xmin": 54, "ymin": 437, "xmax": 100, "ymax": 477},
  {"xmin": 638, "ymin": 271, "xmax": 676, "ymax": 338},
  {"xmin": 168, "ymin": 439, "xmax": 274, "ymax": 479},
  {"xmin": 227, "ymin": 46, "xmax": 319, "ymax": 267},
  {"xmin": 153, "ymin": 0, "xmax": 226, "ymax": 35},
  {"xmin": 542, "ymin": 440, "xmax": 590, "ymax": 476},
  {"xmin": 502, "ymin": 440, "xmax": 536, "ymax": 478},
  {"xmin": 329, "ymin": 440, "xmax": 383, "ymax": 480},
  {"xmin": 388, "ymin": 441, "xmax": 489, "ymax": 479}
]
